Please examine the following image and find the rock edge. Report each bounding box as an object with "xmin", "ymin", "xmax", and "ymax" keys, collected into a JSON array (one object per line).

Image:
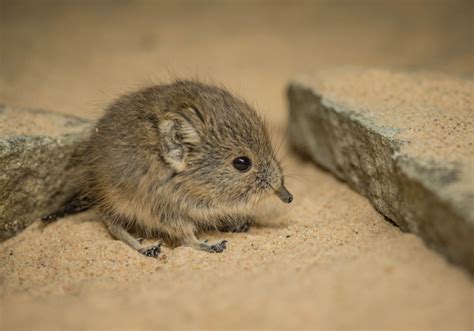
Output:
[
  {"xmin": 0, "ymin": 105, "xmax": 91, "ymax": 241},
  {"xmin": 287, "ymin": 70, "xmax": 474, "ymax": 274}
]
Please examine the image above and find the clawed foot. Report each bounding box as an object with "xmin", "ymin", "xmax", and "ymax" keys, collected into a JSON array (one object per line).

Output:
[
  {"xmin": 220, "ymin": 221, "xmax": 251, "ymax": 233},
  {"xmin": 210, "ymin": 239, "xmax": 227, "ymax": 253},
  {"xmin": 199, "ymin": 239, "xmax": 228, "ymax": 253},
  {"xmin": 139, "ymin": 243, "xmax": 162, "ymax": 258}
]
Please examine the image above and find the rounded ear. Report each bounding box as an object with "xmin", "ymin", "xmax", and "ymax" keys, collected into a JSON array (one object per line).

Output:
[
  {"xmin": 176, "ymin": 109, "xmax": 201, "ymax": 145},
  {"xmin": 181, "ymin": 106, "xmax": 205, "ymax": 125},
  {"xmin": 159, "ymin": 111, "xmax": 200, "ymax": 172}
]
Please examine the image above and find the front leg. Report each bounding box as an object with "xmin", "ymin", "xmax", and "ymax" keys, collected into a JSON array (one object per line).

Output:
[
  {"xmin": 103, "ymin": 216, "xmax": 162, "ymax": 258},
  {"xmin": 173, "ymin": 222, "xmax": 228, "ymax": 253},
  {"xmin": 195, "ymin": 239, "xmax": 228, "ymax": 253}
]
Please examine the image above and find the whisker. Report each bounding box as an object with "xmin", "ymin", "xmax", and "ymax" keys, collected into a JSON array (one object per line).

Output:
[{"xmin": 269, "ymin": 122, "xmax": 287, "ymax": 158}]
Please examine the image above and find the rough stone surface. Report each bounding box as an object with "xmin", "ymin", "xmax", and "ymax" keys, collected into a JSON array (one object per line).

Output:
[
  {"xmin": 0, "ymin": 105, "xmax": 91, "ymax": 240},
  {"xmin": 287, "ymin": 69, "xmax": 474, "ymax": 273}
]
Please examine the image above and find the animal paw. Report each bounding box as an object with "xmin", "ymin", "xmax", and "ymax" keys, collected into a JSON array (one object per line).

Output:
[
  {"xmin": 209, "ymin": 240, "xmax": 227, "ymax": 253},
  {"xmin": 139, "ymin": 243, "xmax": 162, "ymax": 258}
]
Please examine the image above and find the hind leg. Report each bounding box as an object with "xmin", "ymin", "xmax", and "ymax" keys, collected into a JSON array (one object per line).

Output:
[
  {"xmin": 219, "ymin": 216, "xmax": 253, "ymax": 233},
  {"xmin": 41, "ymin": 194, "xmax": 92, "ymax": 222}
]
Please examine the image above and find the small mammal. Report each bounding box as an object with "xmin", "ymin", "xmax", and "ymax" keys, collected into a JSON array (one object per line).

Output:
[{"xmin": 44, "ymin": 81, "xmax": 293, "ymax": 257}]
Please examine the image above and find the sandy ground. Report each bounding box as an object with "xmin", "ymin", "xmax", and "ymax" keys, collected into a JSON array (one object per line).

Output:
[{"xmin": 1, "ymin": 1, "xmax": 473, "ymax": 330}]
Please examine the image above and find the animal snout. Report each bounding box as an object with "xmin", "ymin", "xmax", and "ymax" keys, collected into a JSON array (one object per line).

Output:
[{"xmin": 276, "ymin": 184, "xmax": 293, "ymax": 204}]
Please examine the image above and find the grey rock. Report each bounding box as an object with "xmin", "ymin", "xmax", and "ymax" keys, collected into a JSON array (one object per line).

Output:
[
  {"xmin": 287, "ymin": 69, "xmax": 474, "ymax": 273},
  {"xmin": 0, "ymin": 105, "xmax": 91, "ymax": 241}
]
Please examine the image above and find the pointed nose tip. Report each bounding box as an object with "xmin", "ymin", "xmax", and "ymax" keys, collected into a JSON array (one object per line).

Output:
[{"xmin": 276, "ymin": 184, "xmax": 293, "ymax": 204}]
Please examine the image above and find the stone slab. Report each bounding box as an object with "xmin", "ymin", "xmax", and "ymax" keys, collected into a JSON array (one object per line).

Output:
[
  {"xmin": 0, "ymin": 105, "xmax": 91, "ymax": 240},
  {"xmin": 287, "ymin": 69, "xmax": 474, "ymax": 273}
]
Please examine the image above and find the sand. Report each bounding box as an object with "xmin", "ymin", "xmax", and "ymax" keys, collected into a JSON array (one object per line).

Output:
[{"xmin": 1, "ymin": 1, "xmax": 473, "ymax": 330}]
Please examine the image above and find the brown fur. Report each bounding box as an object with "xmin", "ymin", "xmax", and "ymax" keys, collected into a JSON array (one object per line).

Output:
[{"xmin": 74, "ymin": 80, "xmax": 292, "ymax": 255}]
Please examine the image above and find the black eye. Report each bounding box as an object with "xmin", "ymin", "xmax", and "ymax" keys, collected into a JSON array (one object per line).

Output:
[{"xmin": 232, "ymin": 156, "xmax": 252, "ymax": 172}]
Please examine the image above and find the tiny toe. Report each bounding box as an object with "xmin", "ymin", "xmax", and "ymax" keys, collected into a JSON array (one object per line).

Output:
[
  {"xmin": 140, "ymin": 243, "xmax": 162, "ymax": 258},
  {"xmin": 210, "ymin": 245, "xmax": 222, "ymax": 253},
  {"xmin": 210, "ymin": 240, "xmax": 228, "ymax": 253},
  {"xmin": 41, "ymin": 214, "xmax": 57, "ymax": 221}
]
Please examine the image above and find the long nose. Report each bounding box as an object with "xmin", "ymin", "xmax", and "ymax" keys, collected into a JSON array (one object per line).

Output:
[{"xmin": 276, "ymin": 184, "xmax": 293, "ymax": 204}]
